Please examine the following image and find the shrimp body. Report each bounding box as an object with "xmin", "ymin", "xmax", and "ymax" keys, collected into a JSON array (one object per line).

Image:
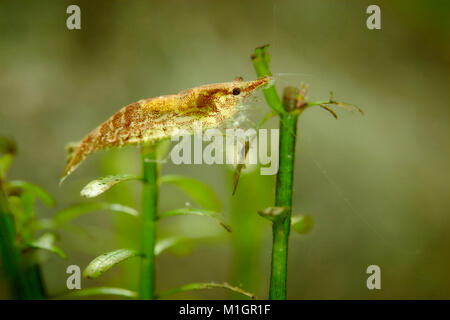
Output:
[{"xmin": 62, "ymin": 76, "xmax": 272, "ymax": 180}]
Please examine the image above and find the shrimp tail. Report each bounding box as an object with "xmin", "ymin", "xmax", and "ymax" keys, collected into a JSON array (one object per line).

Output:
[
  {"xmin": 59, "ymin": 141, "xmax": 84, "ymax": 185},
  {"xmin": 65, "ymin": 141, "xmax": 80, "ymax": 164}
]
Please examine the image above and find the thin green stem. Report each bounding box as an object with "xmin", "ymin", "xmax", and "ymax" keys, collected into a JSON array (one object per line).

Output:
[
  {"xmin": 252, "ymin": 45, "xmax": 299, "ymax": 300},
  {"xmin": 251, "ymin": 45, "xmax": 286, "ymax": 115},
  {"xmin": 139, "ymin": 145, "xmax": 159, "ymax": 300},
  {"xmin": 270, "ymin": 113, "xmax": 298, "ymax": 299}
]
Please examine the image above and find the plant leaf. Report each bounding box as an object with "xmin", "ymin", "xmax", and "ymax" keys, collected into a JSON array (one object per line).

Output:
[
  {"xmin": 15, "ymin": 192, "xmax": 36, "ymax": 243},
  {"xmin": 159, "ymin": 208, "xmax": 231, "ymax": 232},
  {"xmin": 53, "ymin": 202, "xmax": 138, "ymax": 226},
  {"xmin": 0, "ymin": 154, "xmax": 14, "ymax": 178},
  {"xmin": 83, "ymin": 248, "xmax": 140, "ymax": 279},
  {"xmin": 28, "ymin": 233, "xmax": 67, "ymax": 259},
  {"xmin": 31, "ymin": 218, "xmax": 55, "ymax": 230},
  {"xmin": 331, "ymin": 100, "xmax": 364, "ymax": 115},
  {"xmin": 20, "ymin": 192, "xmax": 35, "ymax": 222},
  {"xmin": 158, "ymin": 282, "xmax": 255, "ymax": 299},
  {"xmin": 292, "ymin": 215, "xmax": 314, "ymax": 234},
  {"xmin": 7, "ymin": 195, "xmax": 26, "ymax": 233},
  {"xmin": 155, "ymin": 237, "xmax": 183, "ymax": 256},
  {"xmin": 80, "ymin": 174, "xmax": 140, "ymax": 198},
  {"xmin": 304, "ymin": 98, "xmax": 364, "ymax": 118},
  {"xmin": 160, "ymin": 175, "xmax": 221, "ymax": 211},
  {"xmin": 57, "ymin": 287, "xmax": 138, "ymax": 299},
  {"xmin": 32, "ymin": 218, "xmax": 90, "ymax": 238},
  {"xmin": 6, "ymin": 180, "xmax": 55, "ymax": 207}
]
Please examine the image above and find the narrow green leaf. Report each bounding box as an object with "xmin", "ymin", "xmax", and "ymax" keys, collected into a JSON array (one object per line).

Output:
[
  {"xmin": 83, "ymin": 248, "xmax": 140, "ymax": 279},
  {"xmin": 154, "ymin": 236, "xmax": 196, "ymax": 257},
  {"xmin": 80, "ymin": 174, "xmax": 140, "ymax": 198},
  {"xmin": 158, "ymin": 282, "xmax": 255, "ymax": 299},
  {"xmin": 6, "ymin": 180, "xmax": 55, "ymax": 207},
  {"xmin": 32, "ymin": 218, "xmax": 92, "ymax": 240},
  {"xmin": 8, "ymin": 194, "xmax": 36, "ymax": 244},
  {"xmin": 53, "ymin": 202, "xmax": 138, "ymax": 226},
  {"xmin": 20, "ymin": 192, "xmax": 35, "ymax": 221},
  {"xmin": 28, "ymin": 233, "xmax": 67, "ymax": 259},
  {"xmin": 31, "ymin": 218, "xmax": 55, "ymax": 230},
  {"xmin": 57, "ymin": 287, "xmax": 138, "ymax": 299},
  {"xmin": 160, "ymin": 175, "xmax": 221, "ymax": 211},
  {"xmin": 18, "ymin": 192, "xmax": 35, "ymax": 243},
  {"xmin": 7, "ymin": 196, "xmax": 25, "ymax": 233},
  {"xmin": 304, "ymin": 99, "xmax": 364, "ymax": 118},
  {"xmin": 155, "ymin": 237, "xmax": 183, "ymax": 256},
  {"xmin": 291, "ymin": 215, "xmax": 314, "ymax": 234},
  {"xmin": 0, "ymin": 154, "xmax": 14, "ymax": 178},
  {"xmin": 159, "ymin": 208, "xmax": 231, "ymax": 232}
]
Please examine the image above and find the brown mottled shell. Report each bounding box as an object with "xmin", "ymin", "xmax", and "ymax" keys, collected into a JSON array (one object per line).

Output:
[{"xmin": 62, "ymin": 77, "xmax": 271, "ymax": 180}]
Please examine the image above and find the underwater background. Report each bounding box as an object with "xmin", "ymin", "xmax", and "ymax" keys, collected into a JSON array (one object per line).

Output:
[{"xmin": 0, "ymin": 0, "xmax": 448, "ymax": 299}]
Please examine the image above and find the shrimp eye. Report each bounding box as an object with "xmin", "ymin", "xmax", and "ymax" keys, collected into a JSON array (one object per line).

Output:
[{"xmin": 232, "ymin": 88, "xmax": 241, "ymax": 95}]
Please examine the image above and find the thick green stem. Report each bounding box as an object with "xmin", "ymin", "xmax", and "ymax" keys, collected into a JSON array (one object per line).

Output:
[
  {"xmin": 0, "ymin": 182, "xmax": 31, "ymax": 299},
  {"xmin": 270, "ymin": 113, "xmax": 298, "ymax": 300},
  {"xmin": 25, "ymin": 263, "xmax": 46, "ymax": 299},
  {"xmin": 139, "ymin": 145, "xmax": 159, "ymax": 300}
]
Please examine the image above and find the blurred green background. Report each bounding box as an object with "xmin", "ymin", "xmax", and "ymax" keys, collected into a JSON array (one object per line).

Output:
[{"xmin": 0, "ymin": 0, "xmax": 448, "ymax": 299}]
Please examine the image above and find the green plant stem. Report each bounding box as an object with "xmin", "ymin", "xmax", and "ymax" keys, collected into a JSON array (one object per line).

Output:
[
  {"xmin": 252, "ymin": 45, "xmax": 299, "ymax": 299},
  {"xmin": 270, "ymin": 113, "xmax": 298, "ymax": 300},
  {"xmin": 25, "ymin": 263, "xmax": 46, "ymax": 299},
  {"xmin": 139, "ymin": 145, "xmax": 159, "ymax": 300},
  {"xmin": 251, "ymin": 45, "xmax": 285, "ymax": 115},
  {"xmin": 0, "ymin": 182, "xmax": 30, "ymax": 299}
]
